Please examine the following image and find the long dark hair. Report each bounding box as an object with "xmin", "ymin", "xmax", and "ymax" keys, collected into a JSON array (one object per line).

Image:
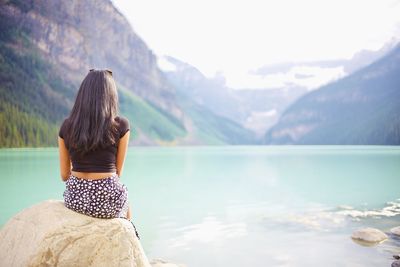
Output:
[{"xmin": 64, "ymin": 69, "xmax": 119, "ymax": 154}]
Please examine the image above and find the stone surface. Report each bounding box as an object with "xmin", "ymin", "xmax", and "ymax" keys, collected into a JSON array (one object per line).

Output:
[
  {"xmin": 391, "ymin": 226, "xmax": 400, "ymax": 236},
  {"xmin": 392, "ymin": 260, "xmax": 400, "ymax": 267},
  {"xmin": 0, "ymin": 200, "xmax": 152, "ymax": 267},
  {"xmin": 351, "ymin": 227, "xmax": 388, "ymax": 244}
]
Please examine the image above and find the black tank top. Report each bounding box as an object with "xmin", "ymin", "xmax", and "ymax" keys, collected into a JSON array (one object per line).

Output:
[{"xmin": 58, "ymin": 116, "xmax": 130, "ymax": 173}]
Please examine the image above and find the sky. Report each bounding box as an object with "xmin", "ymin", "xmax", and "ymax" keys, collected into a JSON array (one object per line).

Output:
[{"xmin": 112, "ymin": 0, "xmax": 400, "ymax": 90}]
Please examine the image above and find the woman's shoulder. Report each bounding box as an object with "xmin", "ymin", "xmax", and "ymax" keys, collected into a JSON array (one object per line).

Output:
[{"xmin": 115, "ymin": 116, "xmax": 130, "ymax": 128}]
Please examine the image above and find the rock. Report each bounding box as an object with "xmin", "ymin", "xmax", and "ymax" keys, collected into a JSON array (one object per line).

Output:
[
  {"xmin": 391, "ymin": 226, "xmax": 400, "ymax": 236},
  {"xmin": 0, "ymin": 200, "xmax": 151, "ymax": 267},
  {"xmin": 351, "ymin": 227, "xmax": 388, "ymax": 245},
  {"xmin": 392, "ymin": 260, "xmax": 400, "ymax": 267}
]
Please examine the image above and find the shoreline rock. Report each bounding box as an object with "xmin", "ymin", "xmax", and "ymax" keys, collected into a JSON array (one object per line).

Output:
[{"xmin": 351, "ymin": 227, "xmax": 388, "ymax": 245}]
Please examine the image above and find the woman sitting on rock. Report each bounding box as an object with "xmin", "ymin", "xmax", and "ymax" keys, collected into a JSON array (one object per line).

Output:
[{"xmin": 58, "ymin": 69, "xmax": 139, "ymax": 238}]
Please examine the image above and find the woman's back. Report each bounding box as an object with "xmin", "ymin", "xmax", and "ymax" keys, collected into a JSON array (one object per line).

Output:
[{"xmin": 59, "ymin": 115, "xmax": 130, "ymax": 174}]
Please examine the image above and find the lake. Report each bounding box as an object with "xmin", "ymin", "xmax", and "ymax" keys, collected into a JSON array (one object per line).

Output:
[{"xmin": 0, "ymin": 146, "xmax": 399, "ymax": 266}]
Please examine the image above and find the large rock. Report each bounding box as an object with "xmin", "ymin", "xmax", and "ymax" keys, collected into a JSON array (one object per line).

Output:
[
  {"xmin": 351, "ymin": 227, "xmax": 388, "ymax": 245},
  {"xmin": 0, "ymin": 200, "xmax": 152, "ymax": 267}
]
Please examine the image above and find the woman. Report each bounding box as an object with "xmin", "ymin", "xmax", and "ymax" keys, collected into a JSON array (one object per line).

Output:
[{"xmin": 58, "ymin": 69, "xmax": 139, "ymax": 238}]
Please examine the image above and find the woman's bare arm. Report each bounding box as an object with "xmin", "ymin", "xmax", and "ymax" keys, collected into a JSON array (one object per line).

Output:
[
  {"xmin": 116, "ymin": 131, "xmax": 130, "ymax": 177},
  {"xmin": 58, "ymin": 137, "xmax": 71, "ymax": 181}
]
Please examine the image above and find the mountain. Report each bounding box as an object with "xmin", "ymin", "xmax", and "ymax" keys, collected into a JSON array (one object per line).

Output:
[
  {"xmin": 264, "ymin": 44, "xmax": 400, "ymax": 145},
  {"xmin": 342, "ymin": 38, "xmax": 399, "ymax": 74},
  {"xmin": 0, "ymin": 0, "xmax": 255, "ymax": 147},
  {"xmin": 158, "ymin": 56, "xmax": 257, "ymax": 144},
  {"xmin": 233, "ymin": 87, "xmax": 306, "ymax": 136},
  {"xmin": 159, "ymin": 56, "xmax": 244, "ymax": 121},
  {"xmin": 6, "ymin": 0, "xmax": 181, "ymax": 117},
  {"xmin": 159, "ymin": 55, "xmax": 306, "ymax": 138},
  {"xmin": 0, "ymin": 0, "xmax": 187, "ymax": 146}
]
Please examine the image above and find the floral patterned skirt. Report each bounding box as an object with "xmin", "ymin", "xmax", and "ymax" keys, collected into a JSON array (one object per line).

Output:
[{"xmin": 63, "ymin": 173, "xmax": 129, "ymax": 219}]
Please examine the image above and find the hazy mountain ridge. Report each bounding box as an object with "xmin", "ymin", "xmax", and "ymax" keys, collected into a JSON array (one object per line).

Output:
[
  {"xmin": 264, "ymin": 44, "xmax": 400, "ymax": 145},
  {"xmin": 161, "ymin": 56, "xmax": 244, "ymax": 120},
  {"xmin": 159, "ymin": 55, "xmax": 307, "ymax": 137}
]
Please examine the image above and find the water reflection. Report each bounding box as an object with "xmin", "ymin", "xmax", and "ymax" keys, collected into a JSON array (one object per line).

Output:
[{"xmin": 148, "ymin": 200, "xmax": 400, "ymax": 267}]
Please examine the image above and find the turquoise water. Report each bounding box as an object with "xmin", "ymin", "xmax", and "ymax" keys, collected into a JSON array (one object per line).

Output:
[{"xmin": 1, "ymin": 146, "xmax": 399, "ymax": 266}]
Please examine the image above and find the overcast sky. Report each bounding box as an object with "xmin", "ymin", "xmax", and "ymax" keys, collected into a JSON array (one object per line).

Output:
[{"xmin": 112, "ymin": 0, "xmax": 400, "ymax": 89}]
